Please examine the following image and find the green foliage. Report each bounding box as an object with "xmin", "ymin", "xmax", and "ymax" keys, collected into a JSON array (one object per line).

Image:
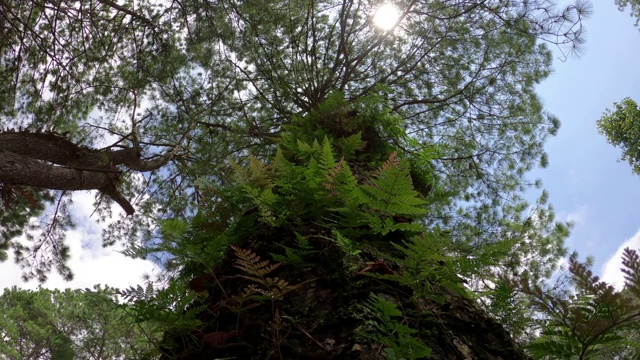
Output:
[
  {"xmin": 118, "ymin": 280, "xmax": 203, "ymax": 333},
  {"xmin": 1, "ymin": 0, "xmax": 586, "ymax": 292},
  {"xmin": 0, "ymin": 285, "xmax": 160, "ymax": 359},
  {"xmin": 616, "ymin": 0, "xmax": 640, "ymax": 26},
  {"xmin": 598, "ymin": 97, "xmax": 640, "ymax": 175},
  {"xmin": 170, "ymin": 108, "xmax": 414, "ymax": 264},
  {"xmin": 150, "ymin": 98, "xmax": 458, "ymax": 357},
  {"xmin": 355, "ymin": 152, "xmax": 428, "ymax": 234},
  {"xmin": 231, "ymin": 245, "xmax": 299, "ymax": 306},
  {"xmin": 457, "ymin": 189, "xmax": 572, "ymax": 336},
  {"xmin": 358, "ymin": 293, "xmax": 432, "ymax": 359},
  {"xmin": 360, "ymin": 233, "xmax": 465, "ymax": 301},
  {"xmin": 518, "ymin": 248, "xmax": 640, "ymax": 360},
  {"xmin": 483, "ymin": 279, "xmax": 533, "ymax": 341},
  {"xmin": 232, "ymin": 245, "xmax": 298, "ymax": 299},
  {"xmin": 0, "ymin": 0, "xmax": 597, "ymax": 357},
  {"xmin": 332, "ymin": 230, "xmax": 363, "ymax": 256},
  {"xmin": 270, "ymin": 231, "xmax": 316, "ymax": 266},
  {"xmin": 126, "ymin": 211, "xmax": 235, "ymax": 283}
]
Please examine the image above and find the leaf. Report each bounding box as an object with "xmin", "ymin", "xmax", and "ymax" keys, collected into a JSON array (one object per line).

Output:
[
  {"xmin": 357, "ymin": 152, "xmax": 427, "ymax": 217},
  {"xmin": 319, "ymin": 136, "xmax": 336, "ymax": 170}
]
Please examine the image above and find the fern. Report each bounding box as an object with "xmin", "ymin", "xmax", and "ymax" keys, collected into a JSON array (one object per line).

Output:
[
  {"xmin": 358, "ymin": 293, "xmax": 432, "ymax": 360},
  {"xmin": 119, "ymin": 282, "xmax": 156, "ymax": 303},
  {"xmin": 358, "ymin": 152, "xmax": 427, "ymax": 216},
  {"xmin": 270, "ymin": 232, "xmax": 316, "ymax": 265},
  {"xmin": 358, "ymin": 233, "xmax": 464, "ymax": 304},
  {"xmin": 232, "ymin": 156, "xmax": 273, "ymax": 190},
  {"xmin": 152, "ymin": 93, "xmax": 459, "ymax": 359},
  {"xmin": 519, "ymin": 249, "xmax": 640, "ymax": 359},
  {"xmin": 392, "ymin": 234, "xmax": 462, "ymax": 294},
  {"xmin": 338, "ymin": 132, "xmax": 366, "ymax": 159},
  {"xmin": 484, "ymin": 279, "xmax": 532, "ymax": 340},
  {"xmin": 119, "ymin": 280, "xmax": 203, "ymax": 332},
  {"xmin": 319, "ymin": 136, "xmax": 337, "ymax": 171},
  {"xmin": 231, "ymin": 246, "xmax": 298, "ymax": 301},
  {"xmin": 342, "ymin": 152, "xmax": 428, "ymax": 235},
  {"xmin": 324, "ymin": 158, "xmax": 359, "ymax": 199},
  {"xmin": 145, "ymin": 216, "xmax": 230, "ymax": 276},
  {"xmin": 232, "ymin": 245, "xmax": 282, "ymax": 283},
  {"xmin": 332, "ymin": 230, "xmax": 362, "ymax": 256},
  {"xmin": 622, "ymin": 248, "xmax": 640, "ymax": 295}
]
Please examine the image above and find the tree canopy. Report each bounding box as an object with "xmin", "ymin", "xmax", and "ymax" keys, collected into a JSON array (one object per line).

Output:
[
  {"xmin": 2, "ymin": 0, "xmax": 622, "ymax": 358},
  {"xmin": 0, "ymin": 285, "xmax": 160, "ymax": 359},
  {"xmin": 0, "ymin": 0, "xmax": 587, "ymax": 284},
  {"xmin": 598, "ymin": 98, "xmax": 640, "ymax": 175},
  {"xmin": 616, "ymin": 0, "xmax": 640, "ymax": 26}
]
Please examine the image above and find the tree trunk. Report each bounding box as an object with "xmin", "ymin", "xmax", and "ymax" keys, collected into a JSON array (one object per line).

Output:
[
  {"xmin": 0, "ymin": 130, "xmax": 175, "ymax": 215},
  {"xmin": 0, "ymin": 150, "xmax": 113, "ymax": 190}
]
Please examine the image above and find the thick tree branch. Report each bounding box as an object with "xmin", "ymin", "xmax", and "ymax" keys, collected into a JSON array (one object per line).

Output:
[
  {"xmin": 96, "ymin": 0, "xmax": 155, "ymax": 27},
  {"xmin": 0, "ymin": 150, "xmax": 135, "ymax": 215},
  {"xmin": 0, "ymin": 131, "xmax": 180, "ymax": 172},
  {"xmin": 0, "ymin": 150, "xmax": 112, "ymax": 190},
  {"xmin": 0, "ymin": 132, "xmax": 142, "ymax": 215}
]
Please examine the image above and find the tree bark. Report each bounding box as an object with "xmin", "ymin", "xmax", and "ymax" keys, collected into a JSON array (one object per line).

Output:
[
  {"xmin": 0, "ymin": 150, "xmax": 112, "ymax": 190},
  {"xmin": 0, "ymin": 131, "xmax": 177, "ymax": 215}
]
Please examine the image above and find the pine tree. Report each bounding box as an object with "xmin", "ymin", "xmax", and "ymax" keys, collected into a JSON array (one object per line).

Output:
[
  {"xmin": 1, "ymin": 0, "xmax": 587, "ymax": 283},
  {"xmin": 142, "ymin": 94, "xmax": 533, "ymax": 358}
]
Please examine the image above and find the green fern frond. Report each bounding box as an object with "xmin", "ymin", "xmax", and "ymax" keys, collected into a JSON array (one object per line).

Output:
[
  {"xmin": 364, "ymin": 216, "xmax": 424, "ymax": 236},
  {"xmin": 326, "ymin": 159, "xmax": 359, "ymax": 196},
  {"xmin": 357, "ymin": 152, "xmax": 427, "ymax": 217},
  {"xmin": 320, "ymin": 136, "xmax": 336, "ymax": 170},
  {"xmin": 118, "ymin": 282, "xmax": 155, "ymax": 302},
  {"xmin": 231, "ymin": 156, "xmax": 273, "ymax": 189},
  {"xmin": 295, "ymin": 138, "xmax": 314, "ymax": 158},
  {"xmin": 358, "ymin": 293, "xmax": 432, "ymax": 360},
  {"xmin": 272, "ymin": 148, "xmax": 293, "ymax": 171},
  {"xmin": 362, "ymin": 293, "xmax": 403, "ymax": 319},
  {"xmin": 368, "ymin": 234, "xmax": 465, "ymax": 295},
  {"xmin": 120, "ymin": 280, "xmax": 202, "ymax": 332},
  {"xmin": 519, "ymin": 251, "xmax": 640, "ymax": 359},
  {"xmin": 332, "ymin": 230, "xmax": 362, "ymax": 256},
  {"xmin": 270, "ymin": 232, "xmax": 315, "ymax": 265},
  {"xmin": 622, "ymin": 248, "xmax": 640, "ymax": 293},
  {"xmin": 338, "ymin": 132, "xmax": 365, "ymax": 158}
]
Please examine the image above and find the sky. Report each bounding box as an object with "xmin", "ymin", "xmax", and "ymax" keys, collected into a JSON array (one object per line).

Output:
[
  {"xmin": 1, "ymin": 1, "xmax": 640, "ymax": 292},
  {"xmin": 0, "ymin": 191, "xmax": 158, "ymax": 290},
  {"xmin": 534, "ymin": 1, "xmax": 640, "ymax": 288}
]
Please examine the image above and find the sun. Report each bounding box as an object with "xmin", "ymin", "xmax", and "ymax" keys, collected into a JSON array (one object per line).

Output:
[{"xmin": 373, "ymin": 3, "xmax": 401, "ymax": 31}]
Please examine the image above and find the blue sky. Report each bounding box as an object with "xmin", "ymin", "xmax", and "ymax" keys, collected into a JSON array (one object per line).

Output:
[
  {"xmin": 0, "ymin": 191, "xmax": 157, "ymax": 290},
  {"xmin": 1, "ymin": 1, "xmax": 639, "ymax": 290},
  {"xmin": 535, "ymin": 1, "xmax": 640, "ymax": 286}
]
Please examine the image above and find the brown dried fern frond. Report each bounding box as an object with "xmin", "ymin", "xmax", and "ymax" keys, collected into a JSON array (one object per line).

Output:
[
  {"xmin": 231, "ymin": 245, "xmax": 281, "ymax": 281},
  {"xmin": 230, "ymin": 246, "xmax": 299, "ymax": 301}
]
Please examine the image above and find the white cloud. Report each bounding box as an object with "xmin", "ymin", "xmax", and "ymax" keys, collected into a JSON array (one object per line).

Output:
[
  {"xmin": 556, "ymin": 205, "xmax": 588, "ymax": 248},
  {"xmin": 568, "ymin": 168, "xmax": 579, "ymax": 185},
  {"xmin": 0, "ymin": 191, "xmax": 159, "ymax": 291},
  {"xmin": 601, "ymin": 228, "xmax": 640, "ymax": 290},
  {"xmin": 565, "ymin": 205, "xmax": 588, "ymax": 226}
]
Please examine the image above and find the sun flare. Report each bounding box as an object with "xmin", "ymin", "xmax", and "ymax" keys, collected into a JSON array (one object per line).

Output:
[{"xmin": 373, "ymin": 3, "xmax": 401, "ymax": 31}]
